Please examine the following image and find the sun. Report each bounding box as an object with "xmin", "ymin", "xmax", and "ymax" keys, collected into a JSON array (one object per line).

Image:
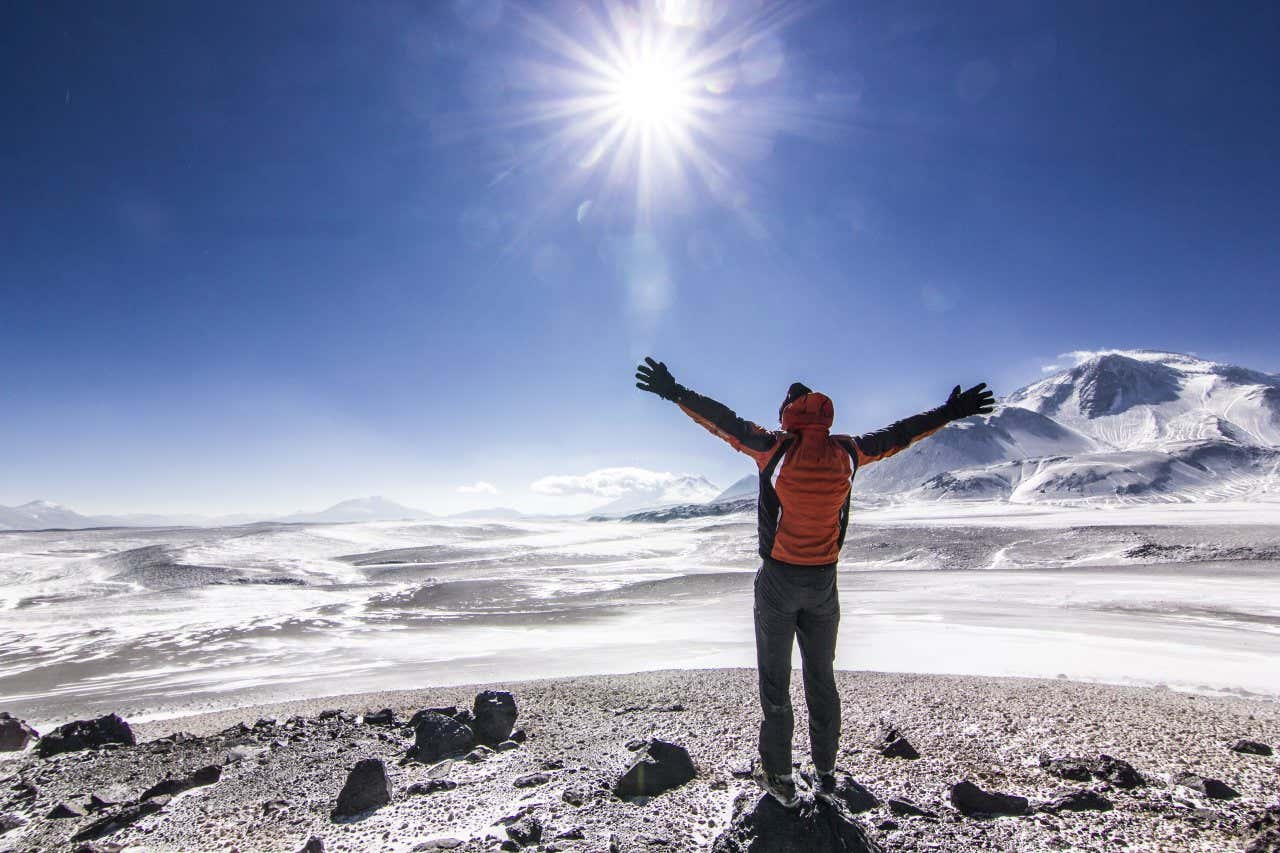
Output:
[{"xmin": 609, "ymin": 56, "xmax": 695, "ymax": 131}]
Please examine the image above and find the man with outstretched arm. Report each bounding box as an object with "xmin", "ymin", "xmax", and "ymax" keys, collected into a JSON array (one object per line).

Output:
[{"xmin": 634, "ymin": 357, "xmax": 994, "ymax": 807}]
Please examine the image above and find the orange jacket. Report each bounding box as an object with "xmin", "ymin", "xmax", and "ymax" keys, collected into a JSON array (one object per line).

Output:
[{"xmin": 675, "ymin": 387, "xmax": 949, "ymax": 566}]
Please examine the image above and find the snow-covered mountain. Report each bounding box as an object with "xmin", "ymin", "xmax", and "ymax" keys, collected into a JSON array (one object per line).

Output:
[
  {"xmin": 0, "ymin": 500, "xmax": 100, "ymax": 531},
  {"xmin": 862, "ymin": 350, "xmax": 1280, "ymax": 503},
  {"xmin": 588, "ymin": 475, "xmax": 721, "ymax": 516},
  {"xmin": 277, "ymin": 496, "xmax": 433, "ymax": 524},
  {"xmin": 711, "ymin": 474, "xmax": 757, "ymax": 503}
]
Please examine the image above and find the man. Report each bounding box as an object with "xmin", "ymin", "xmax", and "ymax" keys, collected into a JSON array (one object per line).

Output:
[{"xmin": 634, "ymin": 356, "xmax": 994, "ymax": 806}]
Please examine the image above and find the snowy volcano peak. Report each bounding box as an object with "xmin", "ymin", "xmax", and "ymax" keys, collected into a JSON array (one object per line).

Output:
[{"xmin": 278, "ymin": 496, "xmax": 433, "ymax": 524}]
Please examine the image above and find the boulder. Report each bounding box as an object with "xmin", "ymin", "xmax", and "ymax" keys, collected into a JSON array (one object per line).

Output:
[
  {"xmin": 1038, "ymin": 753, "xmax": 1142, "ymax": 788},
  {"xmin": 298, "ymin": 836, "xmax": 325, "ymax": 853},
  {"xmin": 72, "ymin": 796, "xmax": 169, "ymax": 841},
  {"xmin": 1233, "ymin": 739, "xmax": 1273, "ymax": 757},
  {"xmin": 410, "ymin": 712, "xmax": 474, "ymax": 763},
  {"xmin": 1172, "ymin": 771, "xmax": 1239, "ymax": 800},
  {"xmin": 48, "ymin": 801, "xmax": 86, "ymax": 819},
  {"xmin": 473, "ymin": 691, "xmax": 518, "ymax": 744},
  {"xmin": 1037, "ymin": 754, "xmax": 1093, "ymax": 782},
  {"xmin": 872, "ymin": 724, "xmax": 918, "ymax": 760},
  {"xmin": 1243, "ymin": 805, "xmax": 1280, "ymax": 853},
  {"xmin": 614, "ymin": 739, "xmax": 696, "ymax": 797},
  {"xmin": 1039, "ymin": 790, "xmax": 1113, "ymax": 813},
  {"xmin": 331, "ymin": 758, "xmax": 393, "ymax": 819},
  {"xmin": 37, "ymin": 713, "xmax": 135, "ymax": 757},
  {"xmin": 712, "ymin": 792, "xmax": 882, "ymax": 852},
  {"xmin": 139, "ymin": 764, "xmax": 222, "ymax": 800},
  {"xmin": 514, "ymin": 772, "xmax": 549, "ymax": 788},
  {"xmin": 887, "ymin": 799, "xmax": 938, "ymax": 818},
  {"xmin": 948, "ymin": 781, "xmax": 1029, "ymax": 817},
  {"xmin": 803, "ymin": 771, "xmax": 877, "ymax": 813},
  {"xmin": 0, "ymin": 713, "xmax": 38, "ymax": 751},
  {"xmin": 506, "ymin": 815, "xmax": 543, "ymax": 847},
  {"xmin": 0, "ymin": 813, "xmax": 28, "ymax": 834},
  {"xmin": 362, "ymin": 709, "xmax": 396, "ymax": 726},
  {"xmin": 407, "ymin": 779, "xmax": 457, "ymax": 795}
]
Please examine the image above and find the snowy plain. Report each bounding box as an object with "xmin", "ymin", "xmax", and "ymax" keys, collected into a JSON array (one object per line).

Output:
[{"xmin": 2, "ymin": 500, "xmax": 1279, "ymax": 733}]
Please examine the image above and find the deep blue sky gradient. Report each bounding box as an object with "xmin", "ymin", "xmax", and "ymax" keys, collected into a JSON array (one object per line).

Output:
[{"xmin": 3, "ymin": 1, "xmax": 1278, "ymax": 514}]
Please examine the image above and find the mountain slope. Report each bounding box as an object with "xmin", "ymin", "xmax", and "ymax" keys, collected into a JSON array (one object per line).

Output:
[
  {"xmin": 276, "ymin": 496, "xmax": 433, "ymax": 524},
  {"xmin": 589, "ymin": 475, "xmax": 720, "ymax": 516},
  {"xmin": 0, "ymin": 500, "xmax": 99, "ymax": 531}
]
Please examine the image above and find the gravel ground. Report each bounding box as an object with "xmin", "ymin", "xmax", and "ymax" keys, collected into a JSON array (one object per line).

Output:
[{"xmin": 2, "ymin": 668, "xmax": 1277, "ymax": 852}]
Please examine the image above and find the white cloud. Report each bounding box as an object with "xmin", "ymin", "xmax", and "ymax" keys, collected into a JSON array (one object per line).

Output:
[
  {"xmin": 530, "ymin": 467, "xmax": 697, "ymax": 498},
  {"xmin": 457, "ymin": 481, "xmax": 500, "ymax": 495}
]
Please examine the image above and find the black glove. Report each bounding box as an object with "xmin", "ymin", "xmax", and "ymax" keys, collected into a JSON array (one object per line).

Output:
[
  {"xmin": 943, "ymin": 382, "xmax": 995, "ymax": 420},
  {"xmin": 635, "ymin": 357, "xmax": 680, "ymax": 401}
]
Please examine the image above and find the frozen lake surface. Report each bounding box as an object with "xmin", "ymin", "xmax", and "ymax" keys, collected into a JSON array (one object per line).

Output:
[{"xmin": 2, "ymin": 501, "xmax": 1278, "ymax": 730}]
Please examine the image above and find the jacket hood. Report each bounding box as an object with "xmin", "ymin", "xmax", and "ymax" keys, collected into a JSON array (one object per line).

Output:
[{"xmin": 781, "ymin": 392, "xmax": 834, "ymax": 432}]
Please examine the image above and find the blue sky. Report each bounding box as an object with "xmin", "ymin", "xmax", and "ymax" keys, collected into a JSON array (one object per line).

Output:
[{"xmin": 2, "ymin": 0, "xmax": 1278, "ymax": 516}]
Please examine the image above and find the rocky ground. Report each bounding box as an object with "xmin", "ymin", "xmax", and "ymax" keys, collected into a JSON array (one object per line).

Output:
[{"xmin": 1, "ymin": 669, "xmax": 1278, "ymax": 852}]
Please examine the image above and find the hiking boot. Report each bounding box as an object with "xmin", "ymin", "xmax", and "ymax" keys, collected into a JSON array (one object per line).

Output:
[
  {"xmin": 814, "ymin": 769, "xmax": 838, "ymax": 804},
  {"xmin": 753, "ymin": 767, "xmax": 800, "ymax": 808}
]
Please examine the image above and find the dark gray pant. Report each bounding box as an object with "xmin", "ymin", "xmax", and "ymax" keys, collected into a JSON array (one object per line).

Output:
[{"xmin": 753, "ymin": 558, "xmax": 841, "ymax": 776}]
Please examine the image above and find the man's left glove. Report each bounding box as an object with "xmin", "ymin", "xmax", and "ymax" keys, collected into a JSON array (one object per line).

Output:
[
  {"xmin": 635, "ymin": 356, "xmax": 681, "ymax": 401},
  {"xmin": 943, "ymin": 382, "xmax": 995, "ymax": 420}
]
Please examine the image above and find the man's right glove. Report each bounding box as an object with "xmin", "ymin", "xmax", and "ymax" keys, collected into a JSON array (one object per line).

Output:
[
  {"xmin": 635, "ymin": 356, "xmax": 681, "ymax": 401},
  {"xmin": 943, "ymin": 382, "xmax": 995, "ymax": 420}
]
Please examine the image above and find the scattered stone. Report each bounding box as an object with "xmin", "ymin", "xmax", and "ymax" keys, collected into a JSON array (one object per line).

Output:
[
  {"xmin": 407, "ymin": 779, "xmax": 458, "ymax": 795},
  {"xmin": 497, "ymin": 739, "xmax": 520, "ymax": 751},
  {"xmin": 262, "ymin": 799, "xmax": 291, "ymax": 816},
  {"xmin": 514, "ymin": 772, "xmax": 550, "ymax": 788},
  {"xmin": 0, "ymin": 712, "xmax": 38, "ymax": 751},
  {"xmin": 1038, "ymin": 754, "xmax": 1093, "ymax": 782},
  {"xmin": 298, "ymin": 836, "xmax": 325, "ymax": 853},
  {"xmin": 414, "ymin": 840, "xmax": 465, "ymax": 851},
  {"xmin": 614, "ymin": 738, "xmax": 697, "ymax": 797},
  {"xmin": 872, "ymin": 724, "xmax": 918, "ymax": 760},
  {"xmin": 1232, "ymin": 739, "xmax": 1274, "ymax": 757},
  {"xmin": 0, "ymin": 813, "xmax": 28, "ymax": 834},
  {"xmin": 37, "ymin": 713, "xmax": 136, "ymax": 757},
  {"xmin": 410, "ymin": 712, "xmax": 475, "ymax": 763},
  {"xmin": 888, "ymin": 798, "xmax": 938, "ymax": 818},
  {"xmin": 48, "ymin": 800, "xmax": 86, "ymax": 818},
  {"xmin": 1243, "ymin": 805, "xmax": 1280, "ymax": 853},
  {"xmin": 510, "ymin": 727, "xmax": 527, "ymax": 743},
  {"xmin": 473, "ymin": 690, "xmax": 519, "ymax": 744},
  {"xmin": 711, "ymin": 792, "xmax": 882, "ymax": 852},
  {"xmin": 506, "ymin": 815, "xmax": 543, "ymax": 846},
  {"xmin": 87, "ymin": 790, "xmax": 124, "ymax": 812},
  {"xmin": 557, "ymin": 826, "xmax": 586, "ymax": 840},
  {"xmin": 318, "ymin": 709, "xmax": 344, "ymax": 720},
  {"xmin": 563, "ymin": 787, "xmax": 587, "ymax": 806},
  {"xmin": 139, "ymin": 763, "xmax": 222, "ymax": 800},
  {"xmin": 625, "ymin": 738, "xmax": 649, "ymax": 751},
  {"xmin": 331, "ymin": 758, "xmax": 393, "ymax": 819},
  {"xmin": 877, "ymin": 819, "xmax": 898, "ymax": 831},
  {"xmin": 72, "ymin": 796, "xmax": 170, "ymax": 841},
  {"xmin": 465, "ymin": 746, "xmax": 493, "ymax": 762},
  {"xmin": 73, "ymin": 842, "xmax": 125, "ymax": 853},
  {"xmin": 1172, "ymin": 771, "xmax": 1239, "ymax": 800},
  {"xmin": 1039, "ymin": 753, "xmax": 1143, "ymax": 788},
  {"xmin": 362, "ymin": 708, "xmax": 396, "ymax": 726},
  {"xmin": 1039, "ymin": 790, "xmax": 1113, "ymax": 813},
  {"xmin": 541, "ymin": 758, "xmax": 565, "ymax": 770},
  {"xmin": 948, "ymin": 780, "xmax": 1029, "ymax": 817}
]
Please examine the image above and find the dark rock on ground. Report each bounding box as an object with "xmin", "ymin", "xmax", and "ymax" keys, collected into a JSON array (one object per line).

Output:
[
  {"xmin": 0, "ymin": 813, "xmax": 27, "ymax": 834},
  {"xmin": 497, "ymin": 739, "xmax": 520, "ymax": 751},
  {"xmin": 72, "ymin": 796, "xmax": 170, "ymax": 841},
  {"xmin": 48, "ymin": 801, "xmax": 87, "ymax": 818},
  {"xmin": 1039, "ymin": 753, "xmax": 1143, "ymax": 788},
  {"xmin": 473, "ymin": 690, "xmax": 519, "ymax": 744},
  {"xmin": 614, "ymin": 739, "xmax": 697, "ymax": 797},
  {"xmin": 888, "ymin": 798, "xmax": 938, "ymax": 818},
  {"xmin": 802, "ymin": 771, "xmax": 877, "ymax": 813},
  {"xmin": 465, "ymin": 745, "xmax": 493, "ymax": 762},
  {"xmin": 298, "ymin": 835, "xmax": 325, "ymax": 853},
  {"xmin": 1039, "ymin": 789, "xmax": 1113, "ymax": 813},
  {"xmin": 506, "ymin": 815, "xmax": 543, "ymax": 846},
  {"xmin": 331, "ymin": 758, "xmax": 393, "ymax": 819},
  {"xmin": 712, "ymin": 792, "xmax": 882, "ymax": 852},
  {"xmin": 514, "ymin": 772, "xmax": 549, "ymax": 788},
  {"xmin": 510, "ymin": 727, "xmax": 527, "ymax": 742},
  {"xmin": 1037, "ymin": 754, "xmax": 1093, "ymax": 782},
  {"xmin": 407, "ymin": 779, "xmax": 457, "ymax": 795},
  {"xmin": 139, "ymin": 763, "xmax": 222, "ymax": 800},
  {"xmin": 37, "ymin": 713, "xmax": 136, "ymax": 757},
  {"xmin": 414, "ymin": 840, "xmax": 465, "ymax": 851},
  {"xmin": 408, "ymin": 707, "xmax": 458, "ymax": 729},
  {"xmin": 0, "ymin": 712, "xmax": 38, "ymax": 751},
  {"xmin": 872, "ymin": 724, "xmax": 918, "ymax": 760},
  {"xmin": 1233, "ymin": 739, "xmax": 1274, "ymax": 756},
  {"xmin": 362, "ymin": 708, "xmax": 396, "ymax": 726},
  {"xmin": 410, "ymin": 712, "xmax": 475, "ymax": 762},
  {"xmin": 1172, "ymin": 771, "xmax": 1239, "ymax": 800},
  {"xmin": 948, "ymin": 780, "xmax": 1029, "ymax": 817},
  {"xmin": 557, "ymin": 826, "xmax": 586, "ymax": 840},
  {"xmin": 1243, "ymin": 805, "xmax": 1280, "ymax": 853}
]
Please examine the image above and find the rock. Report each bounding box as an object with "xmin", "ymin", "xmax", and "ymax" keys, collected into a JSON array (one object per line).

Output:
[
  {"xmin": 1039, "ymin": 790, "xmax": 1113, "ymax": 813},
  {"xmin": 625, "ymin": 738, "xmax": 649, "ymax": 751},
  {"xmin": 318, "ymin": 709, "xmax": 344, "ymax": 720},
  {"xmin": 73, "ymin": 843, "xmax": 125, "ymax": 853},
  {"xmin": 407, "ymin": 779, "xmax": 457, "ymax": 795},
  {"xmin": 1243, "ymin": 805, "xmax": 1280, "ymax": 853},
  {"xmin": 48, "ymin": 801, "xmax": 87, "ymax": 818},
  {"xmin": 506, "ymin": 815, "xmax": 543, "ymax": 846},
  {"xmin": 514, "ymin": 772, "xmax": 550, "ymax": 788},
  {"xmin": 1172, "ymin": 771, "xmax": 1239, "ymax": 800},
  {"xmin": 0, "ymin": 712, "xmax": 38, "ymax": 751},
  {"xmin": 541, "ymin": 758, "xmax": 565, "ymax": 770},
  {"xmin": 872, "ymin": 724, "xmax": 918, "ymax": 760},
  {"xmin": 712, "ymin": 792, "xmax": 882, "ymax": 852},
  {"xmin": 87, "ymin": 790, "xmax": 124, "ymax": 812},
  {"xmin": 1233, "ymin": 739, "xmax": 1274, "ymax": 757},
  {"xmin": 557, "ymin": 826, "xmax": 586, "ymax": 840},
  {"xmin": 139, "ymin": 763, "xmax": 222, "ymax": 800},
  {"xmin": 497, "ymin": 739, "xmax": 520, "ymax": 751},
  {"xmin": 804, "ymin": 771, "xmax": 877, "ymax": 813},
  {"xmin": 414, "ymin": 840, "xmax": 465, "ymax": 851},
  {"xmin": 72, "ymin": 796, "xmax": 169, "ymax": 841},
  {"xmin": 0, "ymin": 813, "xmax": 28, "ymax": 834},
  {"xmin": 298, "ymin": 836, "xmax": 325, "ymax": 853},
  {"xmin": 362, "ymin": 708, "xmax": 396, "ymax": 726},
  {"xmin": 1038, "ymin": 754, "xmax": 1093, "ymax": 782},
  {"xmin": 1039, "ymin": 753, "xmax": 1143, "ymax": 788},
  {"xmin": 888, "ymin": 798, "xmax": 938, "ymax": 818},
  {"xmin": 410, "ymin": 712, "xmax": 475, "ymax": 763},
  {"xmin": 510, "ymin": 727, "xmax": 527, "ymax": 742},
  {"xmin": 262, "ymin": 799, "xmax": 291, "ymax": 816},
  {"xmin": 614, "ymin": 739, "xmax": 697, "ymax": 797},
  {"xmin": 465, "ymin": 746, "xmax": 493, "ymax": 762},
  {"xmin": 948, "ymin": 780, "xmax": 1029, "ymax": 817},
  {"xmin": 331, "ymin": 758, "xmax": 393, "ymax": 819},
  {"xmin": 37, "ymin": 713, "xmax": 136, "ymax": 757},
  {"xmin": 473, "ymin": 690, "xmax": 519, "ymax": 744}
]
